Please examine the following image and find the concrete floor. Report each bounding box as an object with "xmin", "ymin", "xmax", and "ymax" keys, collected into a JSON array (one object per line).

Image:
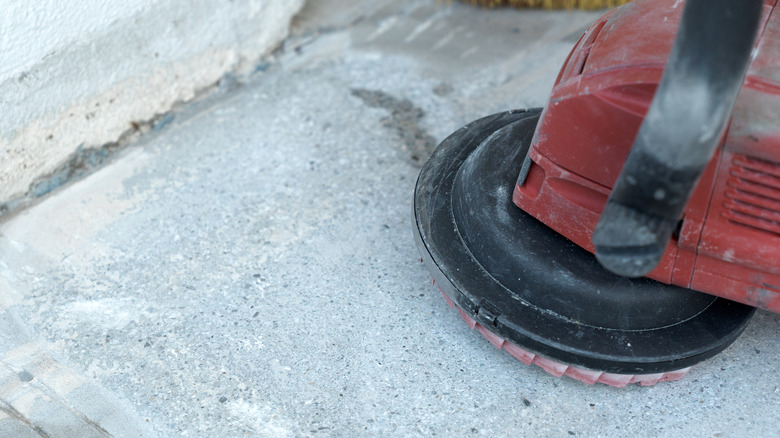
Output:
[{"xmin": 1, "ymin": 0, "xmax": 779, "ymax": 436}]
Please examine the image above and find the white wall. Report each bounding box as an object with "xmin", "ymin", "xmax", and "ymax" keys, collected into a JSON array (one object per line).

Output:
[{"xmin": 0, "ymin": 0, "xmax": 304, "ymax": 205}]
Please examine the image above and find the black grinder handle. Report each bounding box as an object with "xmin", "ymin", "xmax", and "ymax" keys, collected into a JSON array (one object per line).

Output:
[{"xmin": 593, "ymin": 0, "xmax": 764, "ymax": 277}]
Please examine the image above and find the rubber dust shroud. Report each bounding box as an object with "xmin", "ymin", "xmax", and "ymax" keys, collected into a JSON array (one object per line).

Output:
[{"xmin": 413, "ymin": 109, "xmax": 755, "ymax": 376}]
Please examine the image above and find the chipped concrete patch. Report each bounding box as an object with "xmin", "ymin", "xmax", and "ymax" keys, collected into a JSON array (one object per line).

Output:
[{"xmin": 0, "ymin": 146, "xmax": 153, "ymax": 264}]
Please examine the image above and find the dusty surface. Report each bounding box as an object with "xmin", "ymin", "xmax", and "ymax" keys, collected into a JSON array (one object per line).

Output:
[{"xmin": 0, "ymin": 0, "xmax": 778, "ymax": 436}]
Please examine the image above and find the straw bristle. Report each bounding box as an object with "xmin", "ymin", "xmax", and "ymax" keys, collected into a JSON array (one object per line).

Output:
[{"xmin": 460, "ymin": 0, "xmax": 632, "ymax": 9}]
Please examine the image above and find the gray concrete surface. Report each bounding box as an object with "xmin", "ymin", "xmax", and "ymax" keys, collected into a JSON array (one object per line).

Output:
[{"xmin": 1, "ymin": 0, "xmax": 779, "ymax": 436}]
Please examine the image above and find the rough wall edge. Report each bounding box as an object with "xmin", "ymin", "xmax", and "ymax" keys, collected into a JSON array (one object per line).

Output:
[{"xmin": 0, "ymin": 0, "xmax": 305, "ymax": 217}]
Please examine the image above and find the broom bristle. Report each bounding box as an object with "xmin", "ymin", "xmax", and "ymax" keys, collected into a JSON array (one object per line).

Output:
[{"xmin": 461, "ymin": 0, "xmax": 632, "ymax": 9}]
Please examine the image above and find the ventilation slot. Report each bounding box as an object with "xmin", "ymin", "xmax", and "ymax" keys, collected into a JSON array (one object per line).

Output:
[
  {"xmin": 724, "ymin": 155, "xmax": 780, "ymax": 236},
  {"xmin": 558, "ymin": 19, "xmax": 608, "ymax": 83},
  {"xmin": 574, "ymin": 20, "xmax": 607, "ymax": 76}
]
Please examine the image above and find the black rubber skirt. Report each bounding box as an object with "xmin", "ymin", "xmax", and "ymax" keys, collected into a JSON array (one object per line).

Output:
[{"xmin": 412, "ymin": 109, "xmax": 756, "ymax": 374}]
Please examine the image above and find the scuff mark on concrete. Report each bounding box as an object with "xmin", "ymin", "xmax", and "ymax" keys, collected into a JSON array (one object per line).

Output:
[{"xmin": 350, "ymin": 88, "xmax": 437, "ymax": 167}]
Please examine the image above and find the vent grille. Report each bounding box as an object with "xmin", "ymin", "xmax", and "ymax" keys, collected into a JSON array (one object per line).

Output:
[
  {"xmin": 724, "ymin": 155, "xmax": 780, "ymax": 235},
  {"xmin": 557, "ymin": 19, "xmax": 608, "ymax": 84}
]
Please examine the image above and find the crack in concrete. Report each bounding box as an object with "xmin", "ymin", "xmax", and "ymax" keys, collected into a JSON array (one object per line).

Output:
[{"xmin": 0, "ymin": 399, "xmax": 49, "ymax": 438}]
